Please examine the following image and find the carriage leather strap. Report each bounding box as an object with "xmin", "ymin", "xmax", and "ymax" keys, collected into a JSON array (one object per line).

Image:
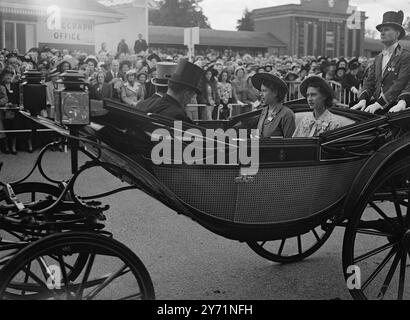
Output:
[{"xmin": 5, "ymin": 183, "xmax": 25, "ymax": 211}]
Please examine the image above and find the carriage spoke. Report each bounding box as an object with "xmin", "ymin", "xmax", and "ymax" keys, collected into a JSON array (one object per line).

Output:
[
  {"xmin": 397, "ymin": 251, "xmax": 407, "ymax": 300},
  {"xmin": 312, "ymin": 228, "xmax": 321, "ymax": 242},
  {"xmin": 57, "ymin": 254, "xmax": 70, "ymax": 299},
  {"xmin": 117, "ymin": 292, "xmax": 143, "ymax": 300},
  {"xmin": 76, "ymin": 253, "xmax": 95, "ymax": 299},
  {"xmin": 389, "ymin": 182, "xmax": 405, "ymax": 231},
  {"xmin": 369, "ymin": 202, "xmax": 396, "ymax": 229},
  {"xmin": 361, "ymin": 247, "xmax": 397, "ymax": 291},
  {"xmin": 297, "ymin": 236, "xmax": 302, "ymax": 255},
  {"xmin": 377, "ymin": 250, "xmax": 402, "ymax": 300},
  {"xmin": 356, "ymin": 229, "xmax": 394, "ymax": 238},
  {"xmin": 354, "ymin": 242, "xmax": 396, "ymax": 264},
  {"xmin": 278, "ymin": 239, "xmax": 286, "ymax": 256},
  {"xmin": 84, "ymin": 264, "xmax": 129, "ymax": 300}
]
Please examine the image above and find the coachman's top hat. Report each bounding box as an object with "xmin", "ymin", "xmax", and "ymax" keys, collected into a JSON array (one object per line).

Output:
[
  {"xmin": 169, "ymin": 59, "xmax": 204, "ymax": 95},
  {"xmin": 151, "ymin": 62, "xmax": 178, "ymax": 87},
  {"xmin": 376, "ymin": 10, "xmax": 406, "ymax": 40}
]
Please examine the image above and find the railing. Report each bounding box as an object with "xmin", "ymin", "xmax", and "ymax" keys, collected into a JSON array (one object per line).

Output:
[
  {"xmin": 285, "ymin": 80, "xmax": 360, "ymax": 108},
  {"xmin": 186, "ymin": 104, "xmax": 253, "ymax": 121}
]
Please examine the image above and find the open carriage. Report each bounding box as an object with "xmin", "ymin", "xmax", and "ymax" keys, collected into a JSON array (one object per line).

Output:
[{"xmin": 2, "ymin": 96, "xmax": 410, "ymax": 300}]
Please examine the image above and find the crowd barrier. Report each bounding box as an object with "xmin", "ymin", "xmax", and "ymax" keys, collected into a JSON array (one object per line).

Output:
[
  {"xmin": 285, "ymin": 81, "xmax": 359, "ymax": 108},
  {"xmin": 186, "ymin": 103, "xmax": 253, "ymax": 121}
]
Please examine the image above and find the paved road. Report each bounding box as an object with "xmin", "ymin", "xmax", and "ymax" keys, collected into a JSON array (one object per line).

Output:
[{"xmin": 0, "ymin": 150, "xmax": 353, "ymax": 300}]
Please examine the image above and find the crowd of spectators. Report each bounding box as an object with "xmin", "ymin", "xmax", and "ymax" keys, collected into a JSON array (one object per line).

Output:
[{"xmin": 0, "ymin": 42, "xmax": 373, "ymax": 155}]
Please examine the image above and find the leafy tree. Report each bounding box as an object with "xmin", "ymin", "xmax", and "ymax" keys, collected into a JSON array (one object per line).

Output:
[
  {"xmin": 236, "ymin": 7, "xmax": 254, "ymax": 31},
  {"xmin": 404, "ymin": 16, "xmax": 410, "ymax": 39},
  {"xmin": 149, "ymin": 0, "xmax": 211, "ymax": 29}
]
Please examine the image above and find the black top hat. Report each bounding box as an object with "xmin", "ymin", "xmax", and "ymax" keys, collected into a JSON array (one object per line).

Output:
[
  {"xmin": 299, "ymin": 76, "xmax": 334, "ymax": 100},
  {"xmin": 251, "ymin": 73, "xmax": 289, "ymax": 97},
  {"xmin": 169, "ymin": 59, "xmax": 204, "ymax": 95},
  {"xmin": 376, "ymin": 10, "xmax": 406, "ymax": 40},
  {"xmin": 147, "ymin": 53, "xmax": 161, "ymax": 62}
]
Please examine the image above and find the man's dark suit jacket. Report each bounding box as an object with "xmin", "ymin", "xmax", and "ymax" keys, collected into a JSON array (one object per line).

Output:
[
  {"xmin": 359, "ymin": 44, "xmax": 410, "ymax": 109},
  {"xmin": 137, "ymin": 93, "xmax": 162, "ymax": 113},
  {"xmin": 146, "ymin": 94, "xmax": 193, "ymax": 123},
  {"xmin": 134, "ymin": 39, "xmax": 148, "ymax": 54}
]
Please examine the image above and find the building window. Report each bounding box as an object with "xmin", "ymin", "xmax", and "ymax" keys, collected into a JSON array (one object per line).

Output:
[{"xmin": 3, "ymin": 21, "xmax": 37, "ymax": 53}]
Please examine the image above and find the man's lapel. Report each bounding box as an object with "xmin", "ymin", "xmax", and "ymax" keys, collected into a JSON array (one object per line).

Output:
[{"xmin": 382, "ymin": 44, "xmax": 402, "ymax": 80}]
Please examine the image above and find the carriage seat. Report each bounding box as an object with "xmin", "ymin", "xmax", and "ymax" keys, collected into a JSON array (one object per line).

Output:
[{"xmin": 295, "ymin": 112, "xmax": 356, "ymax": 131}]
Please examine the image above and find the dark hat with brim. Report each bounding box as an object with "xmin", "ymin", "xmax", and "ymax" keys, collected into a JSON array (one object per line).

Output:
[
  {"xmin": 251, "ymin": 73, "xmax": 289, "ymax": 97},
  {"xmin": 300, "ymin": 76, "xmax": 334, "ymax": 99},
  {"xmin": 376, "ymin": 10, "xmax": 406, "ymax": 40},
  {"xmin": 206, "ymin": 66, "xmax": 218, "ymax": 78},
  {"xmin": 284, "ymin": 72, "xmax": 299, "ymax": 81},
  {"xmin": 169, "ymin": 58, "xmax": 204, "ymax": 95},
  {"xmin": 147, "ymin": 53, "xmax": 161, "ymax": 62},
  {"xmin": 120, "ymin": 60, "xmax": 132, "ymax": 69},
  {"xmin": 336, "ymin": 67, "xmax": 347, "ymax": 74},
  {"xmin": 348, "ymin": 59, "xmax": 361, "ymax": 70}
]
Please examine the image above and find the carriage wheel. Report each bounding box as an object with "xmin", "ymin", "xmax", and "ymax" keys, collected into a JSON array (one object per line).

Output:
[
  {"xmin": 0, "ymin": 183, "xmax": 88, "ymax": 280},
  {"xmin": 343, "ymin": 156, "xmax": 410, "ymax": 300},
  {"xmin": 0, "ymin": 232, "xmax": 155, "ymax": 300},
  {"xmin": 247, "ymin": 223, "xmax": 335, "ymax": 264}
]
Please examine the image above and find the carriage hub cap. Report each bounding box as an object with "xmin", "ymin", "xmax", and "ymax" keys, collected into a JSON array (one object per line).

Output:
[{"xmin": 403, "ymin": 230, "xmax": 410, "ymax": 254}]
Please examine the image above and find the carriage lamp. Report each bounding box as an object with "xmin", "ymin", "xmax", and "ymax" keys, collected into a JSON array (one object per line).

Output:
[
  {"xmin": 20, "ymin": 70, "xmax": 47, "ymax": 116},
  {"xmin": 55, "ymin": 71, "xmax": 90, "ymax": 126}
]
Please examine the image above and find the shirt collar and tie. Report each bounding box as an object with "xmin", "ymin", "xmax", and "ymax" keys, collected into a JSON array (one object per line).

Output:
[{"xmin": 382, "ymin": 42, "xmax": 399, "ymax": 75}]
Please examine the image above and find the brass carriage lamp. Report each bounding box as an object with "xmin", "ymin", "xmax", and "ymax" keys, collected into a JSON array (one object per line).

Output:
[
  {"xmin": 55, "ymin": 71, "xmax": 90, "ymax": 126},
  {"xmin": 20, "ymin": 70, "xmax": 47, "ymax": 116}
]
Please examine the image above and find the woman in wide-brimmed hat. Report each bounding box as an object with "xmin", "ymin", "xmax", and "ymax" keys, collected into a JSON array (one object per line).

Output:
[
  {"xmin": 293, "ymin": 76, "xmax": 342, "ymax": 138},
  {"xmin": 121, "ymin": 69, "xmax": 144, "ymax": 108},
  {"xmin": 251, "ymin": 73, "xmax": 296, "ymax": 138}
]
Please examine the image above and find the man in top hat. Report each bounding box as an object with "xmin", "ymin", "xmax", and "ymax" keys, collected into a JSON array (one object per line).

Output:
[
  {"xmin": 146, "ymin": 59, "xmax": 204, "ymax": 123},
  {"xmin": 352, "ymin": 10, "xmax": 410, "ymax": 114},
  {"xmin": 137, "ymin": 62, "xmax": 178, "ymax": 113}
]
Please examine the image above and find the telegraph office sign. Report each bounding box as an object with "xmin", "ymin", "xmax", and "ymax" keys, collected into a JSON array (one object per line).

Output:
[{"xmin": 38, "ymin": 5, "xmax": 95, "ymax": 45}]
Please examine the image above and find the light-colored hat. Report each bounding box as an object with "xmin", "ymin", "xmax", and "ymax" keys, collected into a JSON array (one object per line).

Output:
[{"xmin": 151, "ymin": 62, "xmax": 178, "ymax": 87}]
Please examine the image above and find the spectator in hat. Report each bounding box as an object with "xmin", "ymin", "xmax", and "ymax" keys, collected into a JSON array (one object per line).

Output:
[
  {"xmin": 293, "ymin": 76, "xmax": 341, "ymax": 138},
  {"xmin": 138, "ymin": 62, "xmax": 177, "ymax": 112},
  {"xmin": 334, "ymin": 67, "xmax": 347, "ymax": 83},
  {"xmin": 341, "ymin": 59, "xmax": 362, "ymax": 106},
  {"xmin": 146, "ymin": 59, "xmax": 204, "ymax": 123},
  {"xmin": 119, "ymin": 60, "xmax": 132, "ymax": 81},
  {"xmin": 137, "ymin": 72, "xmax": 148, "ymax": 100},
  {"xmin": 45, "ymin": 68, "xmax": 60, "ymax": 118},
  {"xmin": 251, "ymin": 73, "xmax": 295, "ymax": 138},
  {"xmin": 217, "ymin": 69, "xmax": 238, "ymax": 120},
  {"xmin": 90, "ymin": 71, "xmax": 113, "ymax": 101},
  {"xmin": 352, "ymin": 10, "xmax": 410, "ymax": 114},
  {"xmin": 232, "ymin": 66, "xmax": 248, "ymax": 105},
  {"xmin": 134, "ymin": 33, "xmax": 148, "ymax": 55},
  {"xmin": 121, "ymin": 69, "xmax": 144, "ymax": 108},
  {"xmin": 57, "ymin": 60, "xmax": 71, "ymax": 74}
]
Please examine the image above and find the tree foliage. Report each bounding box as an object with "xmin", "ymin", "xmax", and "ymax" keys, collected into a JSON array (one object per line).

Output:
[
  {"xmin": 149, "ymin": 0, "xmax": 211, "ymax": 29},
  {"xmin": 236, "ymin": 7, "xmax": 254, "ymax": 31},
  {"xmin": 404, "ymin": 16, "xmax": 410, "ymax": 39}
]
